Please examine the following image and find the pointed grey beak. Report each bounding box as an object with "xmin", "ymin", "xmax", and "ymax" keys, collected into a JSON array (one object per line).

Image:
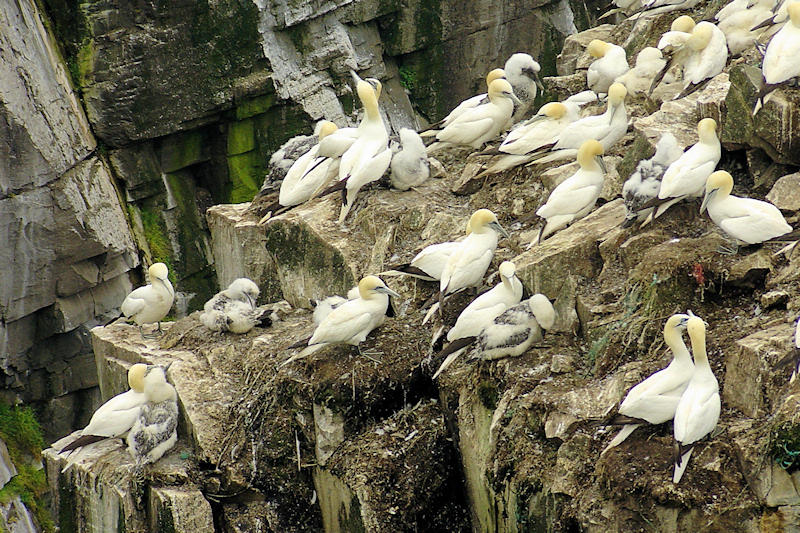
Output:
[
  {"xmin": 377, "ymin": 286, "xmax": 401, "ymax": 299},
  {"xmin": 595, "ymin": 154, "xmax": 607, "ymax": 174},
  {"xmin": 163, "ymin": 361, "xmax": 174, "ymax": 373},
  {"xmin": 350, "ymin": 70, "xmax": 362, "ymax": 85},
  {"xmin": 533, "ymin": 71, "xmax": 544, "ymax": 92},
  {"xmin": 700, "ymin": 188, "xmax": 717, "ymax": 214},
  {"xmin": 489, "ymin": 221, "xmax": 511, "ymax": 239},
  {"xmin": 246, "ymin": 294, "xmax": 256, "ymax": 309},
  {"xmin": 505, "ymin": 91, "xmax": 523, "ymax": 106}
]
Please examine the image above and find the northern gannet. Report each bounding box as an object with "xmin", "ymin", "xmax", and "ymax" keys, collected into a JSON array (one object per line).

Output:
[
  {"xmin": 60, "ymin": 363, "xmax": 148, "ymax": 453},
  {"xmin": 700, "ymin": 170, "xmax": 792, "ymax": 244},
  {"xmin": 439, "ymin": 209, "xmax": 509, "ymax": 299},
  {"xmin": 258, "ymin": 129, "xmax": 319, "ymax": 194},
  {"xmin": 614, "ymin": 47, "xmax": 669, "ymax": 96},
  {"xmin": 535, "ymin": 139, "xmax": 607, "ymax": 242},
  {"xmin": 283, "ymin": 276, "xmax": 400, "ymax": 365},
  {"xmin": 717, "ymin": 0, "xmax": 773, "ymax": 54},
  {"xmin": 390, "ymin": 128, "xmax": 430, "ymax": 191},
  {"xmin": 203, "ymin": 278, "xmax": 260, "ymax": 311},
  {"xmin": 651, "ymin": 118, "xmax": 720, "ymax": 220},
  {"xmin": 434, "ymin": 261, "xmax": 524, "ymax": 379},
  {"xmin": 311, "ymin": 286, "xmax": 361, "ymax": 326},
  {"xmin": 200, "ymin": 278, "xmax": 273, "ymax": 334},
  {"xmin": 661, "ymin": 22, "xmax": 728, "ymax": 97},
  {"xmin": 621, "ymin": 132, "xmax": 684, "ymax": 227},
  {"xmin": 587, "ymin": 40, "xmax": 630, "ymax": 95},
  {"xmin": 420, "ymin": 69, "xmax": 507, "ymax": 137},
  {"xmin": 127, "ymin": 365, "xmax": 179, "ymax": 467},
  {"xmin": 657, "ymin": 15, "xmax": 697, "ymax": 53},
  {"xmin": 277, "ymin": 121, "xmax": 340, "ymax": 208},
  {"xmin": 427, "ymin": 79, "xmax": 520, "ymax": 153},
  {"xmin": 120, "ymin": 263, "xmax": 174, "ymax": 338},
  {"xmin": 633, "ymin": 0, "xmax": 703, "ymax": 19},
  {"xmin": 601, "ymin": 314, "xmax": 693, "ymax": 455},
  {"xmin": 503, "ymin": 53, "xmax": 544, "ymax": 124},
  {"xmin": 672, "ymin": 315, "xmax": 720, "ymax": 484},
  {"xmin": 756, "ymin": 2, "xmax": 800, "ymax": 113}
]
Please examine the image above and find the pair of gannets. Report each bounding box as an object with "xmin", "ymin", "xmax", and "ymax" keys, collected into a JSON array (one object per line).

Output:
[
  {"xmin": 433, "ymin": 261, "xmax": 524, "ymax": 378},
  {"xmin": 282, "ymin": 276, "xmax": 399, "ymax": 366},
  {"xmin": 756, "ymin": 3, "xmax": 800, "ymax": 114},
  {"xmin": 621, "ymin": 133, "xmax": 684, "ymax": 227},
  {"xmin": 535, "ymin": 139, "xmax": 607, "ymax": 242},
  {"xmin": 652, "ymin": 20, "xmax": 728, "ymax": 96},
  {"xmin": 200, "ymin": 278, "xmax": 272, "ymax": 334},
  {"xmin": 276, "ymin": 121, "xmax": 341, "ymax": 208},
  {"xmin": 121, "ymin": 263, "xmax": 175, "ymax": 338},
  {"xmin": 390, "ymin": 128, "xmax": 430, "ymax": 191},
  {"xmin": 587, "ymin": 40, "xmax": 630, "ymax": 95}
]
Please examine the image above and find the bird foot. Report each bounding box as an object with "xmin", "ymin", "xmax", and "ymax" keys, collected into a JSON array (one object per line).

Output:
[{"xmin": 716, "ymin": 243, "xmax": 739, "ymax": 256}]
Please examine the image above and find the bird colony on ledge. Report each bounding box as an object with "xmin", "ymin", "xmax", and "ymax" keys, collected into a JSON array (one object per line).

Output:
[{"xmin": 55, "ymin": 0, "xmax": 800, "ymax": 493}]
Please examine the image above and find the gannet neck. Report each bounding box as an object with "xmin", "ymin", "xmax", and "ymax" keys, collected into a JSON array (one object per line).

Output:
[
  {"xmin": 128, "ymin": 364, "xmax": 148, "ymax": 393},
  {"xmin": 356, "ymin": 81, "xmax": 381, "ymax": 120},
  {"xmin": 688, "ymin": 23, "xmax": 714, "ymax": 51},
  {"xmin": 487, "ymin": 78, "xmax": 516, "ymax": 104},
  {"xmin": 576, "ymin": 139, "xmax": 604, "ymax": 170},
  {"xmin": 318, "ymin": 121, "xmax": 338, "ymax": 140},
  {"xmin": 540, "ymin": 102, "xmax": 568, "ymax": 119},
  {"xmin": 663, "ymin": 316, "xmax": 691, "ymax": 363},
  {"xmin": 498, "ymin": 261, "xmax": 516, "ymax": 290},
  {"xmin": 608, "ymin": 82, "xmax": 627, "ymax": 107},
  {"xmin": 487, "ymin": 68, "xmax": 506, "ymax": 85},
  {"xmin": 588, "ymin": 39, "xmax": 611, "ymax": 58},
  {"xmin": 697, "ymin": 118, "xmax": 718, "ymax": 144},
  {"xmin": 687, "ymin": 317, "xmax": 709, "ymax": 368}
]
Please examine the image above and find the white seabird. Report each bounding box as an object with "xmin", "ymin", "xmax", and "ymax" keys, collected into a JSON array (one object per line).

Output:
[
  {"xmin": 127, "ymin": 365, "xmax": 179, "ymax": 467},
  {"xmin": 614, "ymin": 47, "xmax": 669, "ymax": 96},
  {"xmin": 657, "ymin": 15, "xmax": 697, "ymax": 53},
  {"xmin": 601, "ymin": 314, "xmax": 693, "ymax": 455},
  {"xmin": 200, "ymin": 278, "xmax": 272, "ymax": 334},
  {"xmin": 621, "ymin": 132, "xmax": 684, "ymax": 227},
  {"xmin": 660, "ymin": 22, "xmax": 728, "ymax": 97},
  {"xmin": 426, "ymin": 79, "xmax": 521, "ymax": 153},
  {"xmin": 120, "ymin": 262, "xmax": 175, "ymax": 338},
  {"xmin": 502, "ymin": 53, "xmax": 545, "ymax": 124},
  {"xmin": 632, "ymin": 0, "xmax": 703, "ymax": 19},
  {"xmin": 756, "ymin": 2, "xmax": 800, "ymax": 113},
  {"xmin": 650, "ymin": 117, "xmax": 721, "ymax": 221},
  {"xmin": 277, "ymin": 121, "xmax": 340, "ymax": 208},
  {"xmin": 700, "ymin": 170, "xmax": 792, "ymax": 244},
  {"xmin": 434, "ymin": 261, "xmax": 524, "ymax": 379},
  {"xmin": 673, "ymin": 315, "xmax": 720, "ymax": 484},
  {"xmin": 390, "ymin": 128, "xmax": 430, "ymax": 191},
  {"xmin": 283, "ymin": 276, "xmax": 400, "ymax": 365},
  {"xmin": 586, "ymin": 39, "xmax": 630, "ymax": 95},
  {"xmin": 535, "ymin": 139, "xmax": 607, "ymax": 242},
  {"xmin": 717, "ymin": 0, "xmax": 772, "ymax": 55},
  {"xmin": 257, "ymin": 128, "xmax": 319, "ymax": 194},
  {"xmin": 420, "ymin": 68, "xmax": 507, "ymax": 137},
  {"xmin": 439, "ymin": 209, "xmax": 510, "ymax": 299},
  {"xmin": 60, "ymin": 363, "xmax": 148, "ymax": 453},
  {"xmin": 310, "ymin": 286, "xmax": 361, "ymax": 326}
]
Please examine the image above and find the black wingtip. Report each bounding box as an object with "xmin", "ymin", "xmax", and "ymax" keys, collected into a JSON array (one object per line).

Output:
[
  {"xmin": 287, "ymin": 336, "xmax": 312, "ymax": 350},
  {"xmin": 439, "ymin": 336, "xmax": 478, "ymax": 359},
  {"xmin": 60, "ymin": 434, "xmax": 107, "ymax": 454}
]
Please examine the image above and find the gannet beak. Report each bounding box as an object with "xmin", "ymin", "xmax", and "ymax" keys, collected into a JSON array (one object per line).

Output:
[
  {"xmin": 596, "ymin": 155, "xmax": 607, "ymax": 174},
  {"xmin": 489, "ymin": 221, "xmax": 511, "ymax": 239},
  {"xmin": 505, "ymin": 91, "xmax": 523, "ymax": 106},
  {"xmin": 163, "ymin": 361, "xmax": 174, "ymax": 373},
  {"xmin": 350, "ymin": 70, "xmax": 362, "ymax": 85},
  {"xmin": 246, "ymin": 294, "xmax": 256, "ymax": 309},
  {"xmin": 534, "ymin": 71, "xmax": 545, "ymax": 92},
  {"xmin": 376, "ymin": 286, "xmax": 401, "ymax": 299},
  {"xmin": 700, "ymin": 188, "xmax": 717, "ymax": 214}
]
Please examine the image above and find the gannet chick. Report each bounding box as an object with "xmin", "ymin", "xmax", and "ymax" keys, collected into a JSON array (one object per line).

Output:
[
  {"xmin": 535, "ymin": 140, "xmax": 606, "ymax": 242},
  {"xmin": 127, "ymin": 365, "xmax": 179, "ymax": 467},
  {"xmin": 258, "ymin": 129, "xmax": 318, "ymax": 193},
  {"xmin": 651, "ymin": 118, "xmax": 720, "ymax": 221},
  {"xmin": 434, "ymin": 261, "xmax": 524, "ymax": 379},
  {"xmin": 201, "ymin": 300, "xmax": 273, "ymax": 334},
  {"xmin": 283, "ymin": 276, "xmax": 400, "ymax": 365},
  {"xmin": 756, "ymin": 2, "xmax": 800, "ymax": 113},
  {"xmin": 601, "ymin": 314, "xmax": 693, "ymax": 455},
  {"xmin": 310, "ymin": 286, "xmax": 361, "ymax": 325},
  {"xmin": 390, "ymin": 128, "xmax": 430, "ymax": 191},
  {"xmin": 427, "ymin": 79, "xmax": 521, "ymax": 153},
  {"xmin": 615, "ymin": 47, "xmax": 669, "ymax": 96},
  {"xmin": 440, "ymin": 209, "xmax": 509, "ymax": 299},
  {"xmin": 420, "ymin": 69, "xmax": 507, "ymax": 137},
  {"xmin": 621, "ymin": 133, "xmax": 684, "ymax": 227},
  {"xmin": 586, "ymin": 40, "xmax": 630, "ymax": 95},
  {"xmin": 534, "ymin": 83, "xmax": 627, "ymax": 165},
  {"xmin": 673, "ymin": 315, "xmax": 720, "ymax": 484},
  {"xmin": 204, "ymin": 278, "xmax": 260, "ymax": 311},
  {"xmin": 60, "ymin": 364, "xmax": 148, "ymax": 453},
  {"xmin": 120, "ymin": 263, "xmax": 174, "ymax": 338},
  {"xmin": 503, "ymin": 53, "xmax": 544, "ymax": 123},
  {"xmin": 700, "ymin": 170, "xmax": 792, "ymax": 244},
  {"xmin": 751, "ymin": 0, "xmax": 791, "ymax": 35}
]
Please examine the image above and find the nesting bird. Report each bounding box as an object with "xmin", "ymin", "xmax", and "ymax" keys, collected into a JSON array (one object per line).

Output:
[
  {"xmin": 601, "ymin": 314, "xmax": 693, "ymax": 455},
  {"xmin": 127, "ymin": 365, "xmax": 179, "ymax": 467},
  {"xmin": 390, "ymin": 128, "xmax": 430, "ymax": 191},
  {"xmin": 276, "ymin": 121, "xmax": 340, "ymax": 209},
  {"xmin": 502, "ymin": 53, "xmax": 544, "ymax": 123},
  {"xmin": 700, "ymin": 170, "xmax": 792, "ymax": 245},
  {"xmin": 586, "ymin": 39, "xmax": 630, "ymax": 95},
  {"xmin": 60, "ymin": 363, "xmax": 148, "ymax": 453},
  {"xmin": 434, "ymin": 261, "xmax": 524, "ymax": 379},
  {"xmin": 716, "ymin": 0, "xmax": 773, "ymax": 55},
  {"xmin": 120, "ymin": 263, "xmax": 174, "ymax": 338},
  {"xmin": 535, "ymin": 139, "xmax": 607, "ymax": 243},
  {"xmin": 283, "ymin": 276, "xmax": 400, "ymax": 365},
  {"xmin": 614, "ymin": 47, "xmax": 668, "ymax": 96},
  {"xmin": 756, "ymin": 2, "xmax": 800, "ymax": 113},
  {"xmin": 310, "ymin": 286, "xmax": 360, "ymax": 326},
  {"xmin": 199, "ymin": 278, "xmax": 272, "ymax": 334},
  {"xmin": 621, "ymin": 132, "xmax": 684, "ymax": 227},
  {"xmin": 654, "ymin": 21, "xmax": 727, "ymax": 96},
  {"xmin": 673, "ymin": 315, "xmax": 720, "ymax": 484}
]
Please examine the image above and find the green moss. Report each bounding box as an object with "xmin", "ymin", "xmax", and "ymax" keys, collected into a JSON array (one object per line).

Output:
[
  {"xmin": 226, "ymin": 152, "xmax": 261, "ymax": 203},
  {"xmin": 399, "ymin": 66, "xmax": 417, "ymax": 91},
  {"xmin": 160, "ymin": 130, "xmax": 206, "ymax": 173},
  {"xmin": 139, "ymin": 207, "xmax": 171, "ymax": 270},
  {"xmin": 770, "ymin": 422, "xmax": 800, "ymax": 472},
  {"xmin": 477, "ymin": 382, "xmax": 499, "ymax": 411},
  {"xmin": 227, "ymin": 119, "xmax": 256, "ymax": 156},
  {"xmin": 236, "ymin": 94, "xmax": 276, "ymax": 120},
  {"xmin": 156, "ymin": 501, "xmax": 176, "ymax": 533},
  {"xmin": 0, "ymin": 404, "xmax": 44, "ymax": 457}
]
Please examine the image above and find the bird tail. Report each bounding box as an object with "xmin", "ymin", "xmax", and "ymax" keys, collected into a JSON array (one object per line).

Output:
[
  {"xmin": 433, "ymin": 339, "xmax": 476, "ymax": 380},
  {"xmin": 439, "ymin": 336, "xmax": 477, "ymax": 359},
  {"xmin": 672, "ymin": 445, "xmax": 694, "ymax": 483},
  {"xmin": 103, "ymin": 315, "xmax": 127, "ymax": 327},
  {"xmin": 422, "ymin": 301, "xmax": 441, "ymax": 325},
  {"xmin": 60, "ymin": 434, "xmax": 107, "ymax": 454},
  {"xmin": 426, "ymin": 142, "xmax": 446, "ymax": 154},
  {"xmin": 286, "ymin": 335, "xmax": 312, "ymax": 350},
  {"xmin": 649, "ymin": 56, "xmax": 675, "ymax": 95},
  {"xmin": 254, "ymin": 307, "xmax": 274, "ymax": 328},
  {"xmin": 318, "ymin": 178, "xmax": 348, "ymax": 198},
  {"xmin": 382, "ymin": 264, "xmax": 437, "ymax": 281},
  {"xmin": 279, "ymin": 343, "xmax": 324, "ymax": 368},
  {"xmin": 600, "ymin": 424, "xmax": 641, "ymax": 456}
]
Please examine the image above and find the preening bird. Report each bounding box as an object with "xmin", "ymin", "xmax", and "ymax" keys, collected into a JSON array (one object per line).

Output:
[
  {"xmin": 654, "ymin": 22, "xmax": 727, "ymax": 97},
  {"xmin": 120, "ymin": 263, "xmax": 174, "ymax": 338},
  {"xmin": 755, "ymin": 2, "xmax": 800, "ymax": 113},
  {"xmin": 200, "ymin": 278, "xmax": 272, "ymax": 334},
  {"xmin": 282, "ymin": 276, "xmax": 400, "ymax": 366},
  {"xmin": 586, "ymin": 40, "xmax": 630, "ymax": 95},
  {"xmin": 700, "ymin": 170, "xmax": 792, "ymax": 245},
  {"xmin": 127, "ymin": 365, "xmax": 179, "ymax": 467},
  {"xmin": 60, "ymin": 363, "xmax": 148, "ymax": 453},
  {"xmin": 672, "ymin": 315, "xmax": 720, "ymax": 484},
  {"xmin": 434, "ymin": 261, "xmax": 524, "ymax": 379},
  {"xmin": 601, "ymin": 314, "xmax": 693, "ymax": 455},
  {"xmin": 535, "ymin": 139, "xmax": 607, "ymax": 243},
  {"xmin": 621, "ymin": 132, "xmax": 684, "ymax": 227},
  {"xmin": 426, "ymin": 79, "xmax": 521, "ymax": 153},
  {"xmin": 390, "ymin": 128, "xmax": 430, "ymax": 191},
  {"xmin": 657, "ymin": 15, "xmax": 697, "ymax": 53}
]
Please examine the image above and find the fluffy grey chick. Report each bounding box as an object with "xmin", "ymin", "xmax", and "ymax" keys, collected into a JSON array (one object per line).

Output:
[
  {"xmin": 621, "ymin": 132, "xmax": 684, "ymax": 228},
  {"xmin": 390, "ymin": 128, "xmax": 430, "ymax": 191},
  {"xmin": 127, "ymin": 366, "xmax": 178, "ymax": 467},
  {"xmin": 200, "ymin": 278, "xmax": 271, "ymax": 333},
  {"xmin": 504, "ymin": 53, "xmax": 544, "ymax": 124}
]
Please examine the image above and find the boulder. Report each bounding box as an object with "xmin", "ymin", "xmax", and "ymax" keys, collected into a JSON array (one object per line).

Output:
[{"xmin": 767, "ymin": 173, "xmax": 800, "ymax": 212}]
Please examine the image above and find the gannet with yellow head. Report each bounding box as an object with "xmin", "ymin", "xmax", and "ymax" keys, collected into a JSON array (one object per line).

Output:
[
  {"xmin": 586, "ymin": 39, "xmax": 630, "ymax": 95},
  {"xmin": 127, "ymin": 365, "xmax": 179, "ymax": 467},
  {"xmin": 120, "ymin": 263, "xmax": 174, "ymax": 338}
]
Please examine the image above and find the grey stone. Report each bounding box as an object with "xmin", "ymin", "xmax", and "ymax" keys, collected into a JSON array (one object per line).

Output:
[{"xmin": 767, "ymin": 173, "xmax": 800, "ymax": 212}]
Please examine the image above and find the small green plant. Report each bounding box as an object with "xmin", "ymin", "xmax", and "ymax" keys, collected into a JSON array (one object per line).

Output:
[
  {"xmin": 398, "ymin": 66, "xmax": 417, "ymax": 91},
  {"xmin": 770, "ymin": 421, "xmax": 800, "ymax": 472}
]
